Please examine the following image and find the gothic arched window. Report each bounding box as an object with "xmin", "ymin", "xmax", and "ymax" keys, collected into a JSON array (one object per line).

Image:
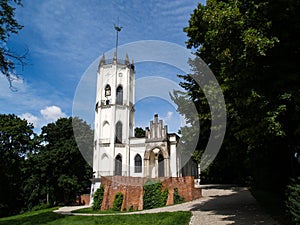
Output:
[
  {"xmin": 116, "ymin": 85, "xmax": 123, "ymax": 105},
  {"xmin": 115, "ymin": 121, "xmax": 122, "ymax": 143},
  {"xmin": 134, "ymin": 154, "xmax": 142, "ymax": 173},
  {"xmin": 105, "ymin": 84, "xmax": 111, "ymax": 97},
  {"xmin": 115, "ymin": 154, "xmax": 122, "ymax": 176}
]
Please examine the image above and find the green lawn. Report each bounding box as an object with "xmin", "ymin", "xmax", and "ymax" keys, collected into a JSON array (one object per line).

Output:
[
  {"xmin": 0, "ymin": 208, "xmax": 192, "ymax": 225},
  {"xmin": 72, "ymin": 207, "xmax": 125, "ymax": 214}
]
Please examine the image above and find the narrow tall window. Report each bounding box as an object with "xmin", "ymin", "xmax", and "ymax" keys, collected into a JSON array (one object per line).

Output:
[
  {"xmin": 134, "ymin": 154, "xmax": 142, "ymax": 173},
  {"xmin": 115, "ymin": 121, "xmax": 122, "ymax": 143},
  {"xmin": 115, "ymin": 154, "xmax": 122, "ymax": 176},
  {"xmin": 105, "ymin": 84, "xmax": 111, "ymax": 97},
  {"xmin": 116, "ymin": 85, "xmax": 123, "ymax": 105}
]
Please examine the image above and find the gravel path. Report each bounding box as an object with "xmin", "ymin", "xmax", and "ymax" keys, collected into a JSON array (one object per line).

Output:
[
  {"xmin": 55, "ymin": 185, "xmax": 279, "ymax": 225},
  {"xmin": 189, "ymin": 185, "xmax": 279, "ymax": 225}
]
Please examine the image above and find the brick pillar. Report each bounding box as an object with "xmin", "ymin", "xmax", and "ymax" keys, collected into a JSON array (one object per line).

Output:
[
  {"xmin": 101, "ymin": 185, "xmax": 110, "ymax": 211},
  {"xmin": 166, "ymin": 188, "xmax": 174, "ymax": 206}
]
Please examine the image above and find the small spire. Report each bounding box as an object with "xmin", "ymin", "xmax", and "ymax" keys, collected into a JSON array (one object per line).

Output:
[
  {"xmin": 98, "ymin": 54, "xmax": 105, "ymax": 70},
  {"xmin": 100, "ymin": 54, "xmax": 105, "ymax": 65},
  {"xmin": 131, "ymin": 58, "xmax": 135, "ymax": 70},
  {"xmin": 125, "ymin": 53, "xmax": 129, "ymax": 64}
]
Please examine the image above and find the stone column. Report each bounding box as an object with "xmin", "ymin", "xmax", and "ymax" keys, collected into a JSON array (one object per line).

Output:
[
  {"xmin": 165, "ymin": 157, "xmax": 170, "ymax": 177},
  {"xmin": 155, "ymin": 156, "xmax": 159, "ymax": 178},
  {"xmin": 144, "ymin": 159, "xmax": 149, "ymax": 177}
]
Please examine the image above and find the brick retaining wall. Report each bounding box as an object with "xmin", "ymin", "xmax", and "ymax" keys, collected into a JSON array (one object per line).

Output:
[{"xmin": 99, "ymin": 176, "xmax": 202, "ymax": 211}]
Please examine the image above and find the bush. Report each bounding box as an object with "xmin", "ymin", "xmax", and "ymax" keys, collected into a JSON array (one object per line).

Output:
[
  {"xmin": 173, "ymin": 188, "xmax": 184, "ymax": 204},
  {"xmin": 31, "ymin": 203, "xmax": 51, "ymax": 211},
  {"xmin": 143, "ymin": 180, "xmax": 168, "ymax": 209},
  {"xmin": 92, "ymin": 185, "xmax": 104, "ymax": 211},
  {"xmin": 112, "ymin": 192, "xmax": 124, "ymax": 211},
  {"xmin": 286, "ymin": 177, "xmax": 300, "ymax": 224}
]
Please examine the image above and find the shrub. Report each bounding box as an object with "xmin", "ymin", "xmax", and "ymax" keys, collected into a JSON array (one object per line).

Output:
[
  {"xmin": 31, "ymin": 203, "xmax": 51, "ymax": 211},
  {"xmin": 112, "ymin": 192, "xmax": 124, "ymax": 211},
  {"xmin": 92, "ymin": 185, "xmax": 104, "ymax": 211},
  {"xmin": 173, "ymin": 188, "xmax": 184, "ymax": 204},
  {"xmin": 143, "ymin": 180, "xmax": 168, "ymax": 209},
  {"xmin": 286, "ymin": 177, "xmax": 300, "ymax": 224}
]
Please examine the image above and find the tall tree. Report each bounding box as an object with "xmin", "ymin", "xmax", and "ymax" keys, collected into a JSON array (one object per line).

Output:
[
  {"xmin": 0, "ymin": 0, "xmax": 25, "ymax": 88},
  {"xmin": 134, "ymin": 127, "xmax": 145, "ymax": 138},
  {"xmin": 0, "ymin": 114, "xmax": 35, "ymax": 217},
  {"xmin": 181, "ymin": 0, "xmax": 300, "ymax": 189},
  {"xmin": 27, "ymin": 117, "xmax": 93, "ymax": 205}
]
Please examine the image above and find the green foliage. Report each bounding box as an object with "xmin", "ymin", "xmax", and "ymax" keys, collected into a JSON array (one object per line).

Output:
[
  {"xmin": 173, "ymin": 188, "xmax": 184, "ymax": 204},
  {"xmin": 112, "ymin": 192, "xmax": 124, "ymax": 211},
  {"xmin": 161, "ymin": 188, "xmax": 169, "ymax": 207},
  {"xmin": 0, "ymin": 115, "xmax": 93, "ymax": 216},
  {"xmin": 92, "ymin": 186, "xmax": 104, "ymax": 211},
  {"xmin": 31, "ymin": 203, "xmax": 51, "ymax": 212},
  {"xmin": 286, "ymin": 177, "xmax": 300, "ymax": 224},
  {"xmin": 0, "ymin": 114, "xmax": 35, "ymax": 217},
  {"xmin": 180, "ymin": 0, "xmax": 300, "ymax": 191},
  {"xmin": 24, "ymin": 117, "xmax": 93, "ymax": 207},
  {"xmin": 0, "ymin": 0, "xmax": 26, "ymax": 87},
  {"xmin": 143, "ymin": 180, "xmax": 169, "ymax": 210},
  {"xmin": 134, "ymin": 127, "xmax": 145, "ymax": 138},
  {"xmin": 128, "ymin": 205, "xmax": 134, "ymax": 212}
]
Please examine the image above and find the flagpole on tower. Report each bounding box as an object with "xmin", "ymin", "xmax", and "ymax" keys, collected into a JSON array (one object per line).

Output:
[
  {"xmin": 114, "ymin": 17, "xmax": 123, "ymax": 65},
  {"xmin": 113, "ymin": 18, "xmax": 123, "ymax": 158}
]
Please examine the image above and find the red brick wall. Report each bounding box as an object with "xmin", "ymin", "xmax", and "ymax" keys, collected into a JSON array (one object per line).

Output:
[
  {"xmin": 76, "ymin": 194, "xmax": 90, "ymax": 205},
  {"xmin": 99, "ymin": 176, "xmax": 202, "ymax": 211}
]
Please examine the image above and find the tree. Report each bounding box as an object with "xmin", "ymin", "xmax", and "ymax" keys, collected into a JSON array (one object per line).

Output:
[
  {"xmin": 181, "ymin": 0, "xmax": 300, "ymax": 190},
  {"xmin": 0, "ymin": 114, "xmax": 35, "ymax": 217},
  {"xmin": 25, "ymin": 117, "xmax": 93, "ymax": 206},
  {"xmin": 0, "ymin": 0, "xmax": 26, "ymax": 88},
  {"xmin": 134, "ymin": 127, "xmax": 145, "ymax": 138}
]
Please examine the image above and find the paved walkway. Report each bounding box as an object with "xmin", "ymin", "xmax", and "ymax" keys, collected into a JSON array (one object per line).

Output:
[{"xmin": 54, "ymin": 185, "xmax": 279, "ymax": 224}]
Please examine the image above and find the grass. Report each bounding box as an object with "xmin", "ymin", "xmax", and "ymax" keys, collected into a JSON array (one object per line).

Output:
[
  {"xmin": 72, "ymin": 207, "xmax": 126, "ymax": 214},
  {"xmin": 0, "ymin": 207, "xmax": 192, "ymax": 225}
]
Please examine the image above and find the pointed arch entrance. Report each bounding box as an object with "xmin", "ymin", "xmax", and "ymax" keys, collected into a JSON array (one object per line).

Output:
[{"xmin": 144, "ymin": 147, "xmax": 170, "ymax": 178}]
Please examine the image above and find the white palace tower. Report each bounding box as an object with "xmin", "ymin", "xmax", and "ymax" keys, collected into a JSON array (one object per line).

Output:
[{"xmin": 90, "ymin": 52, "xmax": 199, "ymax": 197}]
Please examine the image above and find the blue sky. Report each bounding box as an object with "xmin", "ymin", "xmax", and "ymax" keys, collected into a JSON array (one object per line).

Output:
[{"xmin": 1, "ymin": 0, "xmax": 204, "ymax": 133}]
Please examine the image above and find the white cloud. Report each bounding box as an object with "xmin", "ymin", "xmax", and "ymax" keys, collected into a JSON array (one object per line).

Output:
[
  {"xmin": 19, "ymin": 112, "xmax": 40, "ymax": 127},
  {"xmin": 162, "ymin": 111, "xmax": 173, "ymax": 122},
  {"xmin": 40, "ymin": 105, "xmax": 66, "ymax": 123}
]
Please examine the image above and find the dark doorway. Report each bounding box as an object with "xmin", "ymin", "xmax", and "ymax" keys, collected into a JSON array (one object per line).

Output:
[
  {"xmin": 158, "ymin": 154, "xmax": 164, "ymax": 177},
  {"xmin": 115, "ymin": 154, "xmax": 122, "ymax": 176}
]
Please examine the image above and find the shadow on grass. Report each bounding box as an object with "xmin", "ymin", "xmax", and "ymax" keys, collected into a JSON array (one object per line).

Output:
[
  {"xmin": 190, "ymin": 187, "xmax": 281, "ymax": 225},
  {"xmin": 0, "ymin": 210, "xmax": 191, "ymax": 225},
  {"xmin": 0, "ymin": 211, "xmax": 65, "ymax": 225}
]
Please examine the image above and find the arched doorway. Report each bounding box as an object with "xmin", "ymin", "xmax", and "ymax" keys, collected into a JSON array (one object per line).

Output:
[
  {"xmin": 115, "ymin": 154, "xmax": 122, "ymax": 176},
  {"xmin": 158, "ymin": 154, "xmax": 164, "ymax": 177}
]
